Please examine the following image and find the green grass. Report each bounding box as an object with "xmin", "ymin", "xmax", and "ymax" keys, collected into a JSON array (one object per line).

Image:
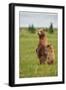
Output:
[{"xmin": 19, "ymin": 28, "xmax": 58, "ymax": 78}]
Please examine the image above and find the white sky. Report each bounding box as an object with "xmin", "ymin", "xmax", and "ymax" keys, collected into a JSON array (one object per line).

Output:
[{"xmin": 19, "ymin": 11, "xmax": 58, "ymax": 28}]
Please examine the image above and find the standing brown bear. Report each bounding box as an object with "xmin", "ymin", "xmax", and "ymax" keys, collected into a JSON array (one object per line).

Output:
[{"xmin": 36, "ymin": 29, "xmax": 48, "ymax": 64}]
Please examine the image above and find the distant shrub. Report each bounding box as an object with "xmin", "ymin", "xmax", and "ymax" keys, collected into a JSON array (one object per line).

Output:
[{"xmin": 28, "ymin": 24, "xmax": 36, "ymax": 33}]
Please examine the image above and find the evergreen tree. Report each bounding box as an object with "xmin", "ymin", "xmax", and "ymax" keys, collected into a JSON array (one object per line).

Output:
[{"xmin": 49, "ymin": 23, "xmax": 54, "ymax": 33}]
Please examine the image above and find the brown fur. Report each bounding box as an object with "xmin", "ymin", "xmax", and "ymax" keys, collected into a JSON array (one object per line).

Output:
[
  {"xmin": 36, "ymin": 29, "xmax": 48, "ymax": 64},
  {"xmin": 36, "ymin": 29, "xmax": 55, "ymax": 65},
  {"xmin": 38, "ymin": 30, "xmax": 48, "ymax": 47},
  {"xmin": 36, "ymin": 45, "xmax": 48, "ymax": 64},
  {"xmin": 47, "ymin": 44, "xmax": 55, "ymax": 64}
]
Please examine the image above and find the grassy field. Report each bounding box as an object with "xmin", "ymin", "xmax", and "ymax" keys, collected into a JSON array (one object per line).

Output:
[{"xmin": 19, "ymin": 28, "xmax": 58, "ymax": 78}]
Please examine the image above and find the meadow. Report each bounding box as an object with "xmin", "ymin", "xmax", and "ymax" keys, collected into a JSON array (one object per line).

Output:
[{"xmin": 19, "ymin": 28, "xmax": 58, "ymax": 78}]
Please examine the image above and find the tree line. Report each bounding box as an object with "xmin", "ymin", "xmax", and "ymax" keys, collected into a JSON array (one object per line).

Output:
[{"xmin": 28, "ymin": 23, "xmax": 56, "ymax": 34}]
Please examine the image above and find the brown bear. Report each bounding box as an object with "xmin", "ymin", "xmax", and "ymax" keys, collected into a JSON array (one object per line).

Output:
[
  {"xmin": 47, "ymin": 44, "xmax": 55, "ymax": 64},
  {"xmin": 36, "ymin": 29, "xmax": 48, "ymax": 64}
]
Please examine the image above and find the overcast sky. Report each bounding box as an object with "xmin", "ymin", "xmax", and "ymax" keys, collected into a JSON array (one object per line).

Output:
[{"xmin": 19, "ymin": 11, "xmax": 58, "ymax": 28}]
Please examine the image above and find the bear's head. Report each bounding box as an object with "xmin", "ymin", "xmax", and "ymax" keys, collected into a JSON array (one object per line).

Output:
[{"xmin": 38, "ymin": 29, "xmax": 46, "ymax": 39}]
